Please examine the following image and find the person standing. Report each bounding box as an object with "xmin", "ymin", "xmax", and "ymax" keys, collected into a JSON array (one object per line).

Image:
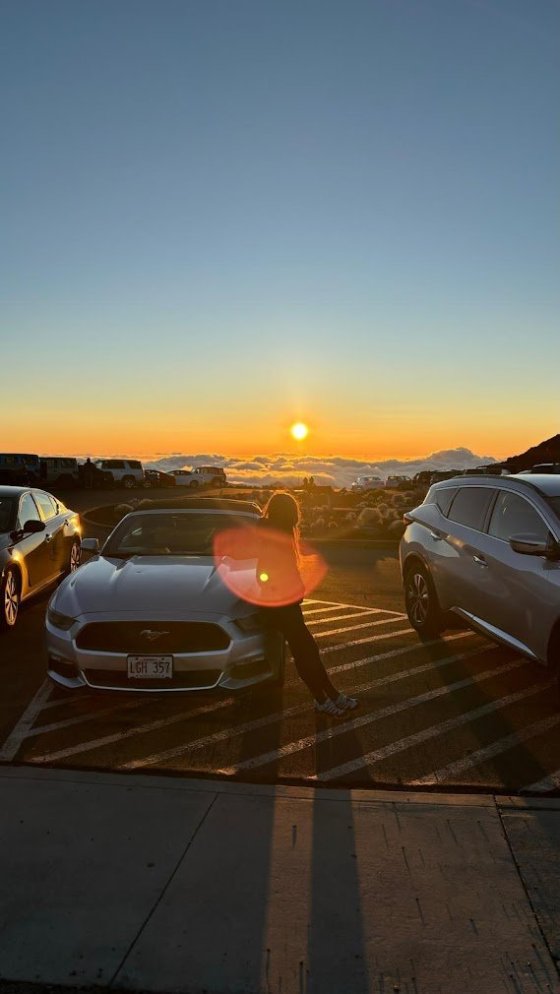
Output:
[{"xmin": 258, "ymin": 492, "xmax": 358, "ymax": 717}]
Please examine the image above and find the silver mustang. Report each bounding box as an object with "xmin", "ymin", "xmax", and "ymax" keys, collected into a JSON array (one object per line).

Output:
[{"xmin": 46, "ymin": 499, "xmax": 285, "ymax": 692}]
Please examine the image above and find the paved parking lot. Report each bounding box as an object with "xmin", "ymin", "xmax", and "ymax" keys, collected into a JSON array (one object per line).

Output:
[{"xmin": 2, "ymin": 587, "xmax": 560, "ymax": 793}]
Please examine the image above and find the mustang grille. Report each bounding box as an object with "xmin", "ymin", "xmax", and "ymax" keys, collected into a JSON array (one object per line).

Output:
[{"xmin": 76, "ymin": 621, "xmax": 230, "ymax": 653}]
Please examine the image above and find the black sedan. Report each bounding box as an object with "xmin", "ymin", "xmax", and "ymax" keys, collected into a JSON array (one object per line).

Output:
[{"xmin": 0, "ymin": 486, "xmax": 82, "ymax": 630}]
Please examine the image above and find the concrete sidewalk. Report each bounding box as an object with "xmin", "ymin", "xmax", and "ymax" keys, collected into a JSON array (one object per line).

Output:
[{"xmin": 0, "ymin": 766, "xmax": 559, "ymax": 994}]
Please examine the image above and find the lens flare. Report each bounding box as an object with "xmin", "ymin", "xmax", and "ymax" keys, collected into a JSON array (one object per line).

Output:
[
  {"xmin": 213, "ymin": 523, "xmax": 327, "ymax": 607},
  {"xmin": 290, "ymin": 422, "xmax": 309, "ymax": 441}
]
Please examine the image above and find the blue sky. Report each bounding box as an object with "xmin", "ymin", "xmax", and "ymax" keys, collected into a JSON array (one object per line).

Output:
[{"xmin": 2, "ymin": 0, "xmax": 559, "ymax": 461}]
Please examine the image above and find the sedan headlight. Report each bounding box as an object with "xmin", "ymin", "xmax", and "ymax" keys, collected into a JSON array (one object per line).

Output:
[
  {"xmin": 47, "ymin": 608, "xmax": 77, "ymax": 631},
  {"xmin": 234, "ymin": 613, "xmax": 262, "ymax": 634}
]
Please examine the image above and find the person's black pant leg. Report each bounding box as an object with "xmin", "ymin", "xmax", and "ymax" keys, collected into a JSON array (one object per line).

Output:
[{"xmin": 265, "ymin": 604, "xmax": 337, "ymax": 700}]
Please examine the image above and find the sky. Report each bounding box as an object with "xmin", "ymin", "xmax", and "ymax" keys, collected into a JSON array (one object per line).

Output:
[{"xmin": 2, "ymin": 0, "xmax": 559, "ymax": 465}]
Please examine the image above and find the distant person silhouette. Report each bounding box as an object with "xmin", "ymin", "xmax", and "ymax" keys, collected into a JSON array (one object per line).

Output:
[{"xmin": 258, "ymin": 492, "xmax": 358, "ymax": 717}]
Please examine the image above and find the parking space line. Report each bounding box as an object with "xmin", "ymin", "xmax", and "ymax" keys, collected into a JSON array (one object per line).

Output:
[
  {"xmin": 314, "ymin": 619, "xmax": 412, "ymax": 639},
  {"xmin": 29, "ymin": 698, "xmax": 151, "ymax": 737},
  {"xmin": 221, "ymin": 654, "xmax": 526, "ymax": 775},
  {"xmin": 315, "ymin": 679, "xmax": 554, "ymax": 782},
  {"xmin": 303, "ymin": 605, "xmax": 372, "ymax": 618},
  {"xmin": 411, "ymin": 713, "xmax": 560, "ymax": 786},
  {"xmin": 324, "ymin": 629, "xmax": 474, "ymax": 665},
  {"xmin": 29, "ymin": 697, "xmax": 235, "ymax": 764},
  {"xmin": 0, "ymin": 680, "xmax": 53, "ymax": 762},
  {"xmin": 128, "ymin": 646, "xmax": 508, "ymax": 773},
  {"xmin": 308, "ymin": 610, "xmax": 395, "ymax": 627},
  {"xmin": 522, "ymin": 769, "xmax": 560, "ymax": 793},
  {"xmin": 304, "ymin": 598, "xmax": 406, "ymax": 617}
]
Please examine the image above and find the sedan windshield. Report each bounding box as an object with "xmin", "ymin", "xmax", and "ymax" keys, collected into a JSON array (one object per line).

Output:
[
  {"xmin": 0, "ymin": 497, "xmax": 17, "ymax": 534},
  {"xmin": 104, "ymin": 512, "xmax": 254, "ymax": 556}
]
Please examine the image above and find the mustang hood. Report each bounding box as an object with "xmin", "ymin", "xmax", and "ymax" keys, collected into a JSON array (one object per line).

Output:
[{"xmin": 55, "ymin": 554, "xmax": 256, "ymax": 617}]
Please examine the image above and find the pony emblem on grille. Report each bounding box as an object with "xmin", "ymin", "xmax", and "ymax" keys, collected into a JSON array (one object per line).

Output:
[{"xmin": 140, "ymin": 629, "xmax": 170, "ymax": 641}]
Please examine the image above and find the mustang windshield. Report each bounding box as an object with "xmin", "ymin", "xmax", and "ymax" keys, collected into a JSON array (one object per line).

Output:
[{"xmin": 104, "ymin": 512, "xmax": 254, "ymax": 557}]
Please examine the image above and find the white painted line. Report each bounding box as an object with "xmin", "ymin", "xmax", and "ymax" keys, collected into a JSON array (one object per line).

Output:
[
  {"xmin": 0, "ymin": 680, "xmax": 53, "ymax": 762},
  {"xmin": 315, "ymin": 679, "xmax": 554, "ymax": 782},
  {"xmin": 315, "ymin": 619, "xmax": 412, "ymax": 639},
  {"xmin": 41, "ymin": 693, "xmax": 89, "ymax": 711},
  {"xmin": 521, "ymin": 769, "xmax": 560, "ymax": 794},
  {"xmin": 411, "ymin": 713, "xmax": 560, "ymax": 786},
  {"xmin": 308, "ymin": 609, "xmax": 393, "ymax": 627},
  {"xmin": 303, "ymin": 604, "xmax": 373, "ymax": 618},
  {"xmin": 324, "ymin": 630, "xmax": 474, "ymax": 667},
  {"xmin": 28, "ymin": 698, "xmax": 150, "ymax": 738},
  {"xmin": 29, "ymin": 696, "xmax": 235, "ymax": 764},
  {"xmin": 304, "ymin": 598, "xmax": 406, "ymax": 617},
  {"xmin": 222, "ymin": 654, "xmax": 527, "ymax": 775}
]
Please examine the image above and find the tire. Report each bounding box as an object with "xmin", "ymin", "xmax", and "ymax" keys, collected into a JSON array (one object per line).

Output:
[
  {"xmin": 404, "ymin": 562, "xmax": 445, "ymax": 638},
  {"xmin": 65, "ymin": 539, "xmax": 81, "ymax": 577},
  {"xmin": 123, "ymin": 476, "xmax": 135, "ymax": 489},
  {"xmin": 1, "ymin": 567, "xmax": 20, "ymax": 631},
  {"xmin": 189, "ymin": 480, "xmax": 199, "ymax": 489}
]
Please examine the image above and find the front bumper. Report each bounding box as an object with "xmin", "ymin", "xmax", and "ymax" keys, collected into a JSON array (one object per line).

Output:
[{"xmin": 46, "ymin": 611, "xmax": 283, "ymax": 692}]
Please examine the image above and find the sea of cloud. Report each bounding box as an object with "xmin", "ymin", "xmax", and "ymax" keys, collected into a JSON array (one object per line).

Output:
[{"xmin": 141, "ymin": 447, "xmax": 496, "ymax": 488}]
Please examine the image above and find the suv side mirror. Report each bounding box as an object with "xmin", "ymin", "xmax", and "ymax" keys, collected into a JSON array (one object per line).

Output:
[{"xmin": 510, "ymin": 534, "xmax": 560, "ymax": 560}]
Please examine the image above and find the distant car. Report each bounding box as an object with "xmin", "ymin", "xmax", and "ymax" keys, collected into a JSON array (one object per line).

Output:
[
  {"xmin": 529, "ymin": 463, "xmax": 560, "ymax": 475},
  {"xmin": 46, "ymin": 498, "xmax": 285, "ymax": 692},
  {"xmin": 385, "ymin": 475, "xmax": 411, "ymax": 489},
  {"xmin": 143, "ymin": 469, "xmax": 177, "ymax": 488},
  {"xmin": 95, "ymin": 459, "xmax": 145, "ymax": 488},
  {"xmin": 351, "ymin": 475, "xmax": 384, "ymax": 492},
  {"xmin": 399, "ymin": 474, "xmax": 560, "ymax": 684},
  {"xmin": 0, "ymin": 486, "xmax": 81, "ymax": 630},
  {"xmin": 170, "ymin": 467, "xmax": 226, "ymax": 488}
]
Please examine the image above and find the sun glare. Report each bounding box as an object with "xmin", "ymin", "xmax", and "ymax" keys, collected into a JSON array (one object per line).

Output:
[{"xmin": 290, "ymin": 422, "xmax": 309, "ymax": 441}]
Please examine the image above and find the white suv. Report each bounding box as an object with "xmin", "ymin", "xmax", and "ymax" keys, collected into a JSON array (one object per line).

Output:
[
  {"xmin": 171, "ymin": 467, "xmax": 227, "ymax": 488},
  {"xmin": 95, "ymin": 459, "xmax": 145, "ymax": 488},
  {"xmin": 351, "ymin": 475, "xmax": 384, "ymax": 492}
]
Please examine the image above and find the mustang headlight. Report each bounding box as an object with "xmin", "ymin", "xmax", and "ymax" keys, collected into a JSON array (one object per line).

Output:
[
  {"xmin": 234, "ymin": 613, "xmax": 262, "ymax": 635},
  {"xmin": 47, "ymin": 608, "xmax": 77, "ymax": 631}
]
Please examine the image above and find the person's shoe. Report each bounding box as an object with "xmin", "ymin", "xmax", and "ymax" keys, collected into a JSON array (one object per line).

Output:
[
  {"xmin": 314, "ymin": 697, "xmax": 345, "ymax": 717},
  {"xmin": 334, "ymin": 693, "xmax": 359, "ymax": 711}
]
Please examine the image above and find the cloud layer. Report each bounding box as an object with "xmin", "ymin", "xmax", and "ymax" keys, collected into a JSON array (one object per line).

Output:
[{"xmin": 145, "ymin": 447, "xmax": 496, "ymax": 488}]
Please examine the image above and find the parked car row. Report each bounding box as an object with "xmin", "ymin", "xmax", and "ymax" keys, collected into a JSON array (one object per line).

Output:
[{"xmin": 0, "ymin": 453, "xmax": 228, "ymax": 490}]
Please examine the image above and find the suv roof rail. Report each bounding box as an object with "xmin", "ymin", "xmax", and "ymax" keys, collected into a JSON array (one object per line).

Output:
[{"xmin": 434, "ymin": 473, "xmax": 549, "ymax": 497}]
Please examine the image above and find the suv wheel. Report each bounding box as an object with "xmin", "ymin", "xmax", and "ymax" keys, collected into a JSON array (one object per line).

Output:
[
  {"xmin": 189, "ymin": 480, "xmax": 199, "ymax": 489},
  {"xmin": 404, "ymin": 562, "xmax": 444, "ymax": 638},
  {"xmin": 123, "ymin": 476, "xmax": 135, "ymax": 489}
]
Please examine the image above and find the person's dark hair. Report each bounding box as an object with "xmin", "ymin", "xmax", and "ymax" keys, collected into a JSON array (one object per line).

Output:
[{"xmin": 263, "ymin": 492, "xmax": 300, "ymax": 534}]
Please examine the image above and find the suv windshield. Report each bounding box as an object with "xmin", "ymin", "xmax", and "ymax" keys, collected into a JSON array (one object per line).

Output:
[{"xmin": 103, "ymin": 512, "xmax": 253, "ymax": 556}]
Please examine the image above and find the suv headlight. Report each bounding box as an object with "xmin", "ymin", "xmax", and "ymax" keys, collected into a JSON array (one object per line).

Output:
[
  {"xmin": 234, "ymin": 613, "xmax": 262, "ymax": 634},
  {"xmin": 47, "ymin": 608, "xmax": 77, "ymax": 631}
]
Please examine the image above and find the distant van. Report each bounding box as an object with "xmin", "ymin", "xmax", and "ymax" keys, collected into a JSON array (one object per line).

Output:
[
  {"xmin": 40, "ymin": 456, "xmax": 80, "ymax": 487},
  {"xmin": 350, "ymin": 475, "xmax": 384, "ymax": 492},
  {"xmin": 0, "ymin": 453, "xmax": 41, "ymax": 485}
]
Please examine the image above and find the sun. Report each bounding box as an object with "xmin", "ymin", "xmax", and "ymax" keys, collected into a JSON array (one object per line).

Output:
[{"xmin": 290, "ymin": 422, "xmax": 309, "ymax": 442}]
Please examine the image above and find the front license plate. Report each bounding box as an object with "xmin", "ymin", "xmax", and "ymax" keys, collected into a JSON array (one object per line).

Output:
[{"xmin": 127, "ymin": 655, "xmax": 173, "ymax": 679}]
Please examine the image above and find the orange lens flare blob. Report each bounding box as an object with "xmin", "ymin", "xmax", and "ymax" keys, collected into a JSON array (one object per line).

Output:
[{"xmin": 213, "ymin": 524, "xmax": 327, "ymax": 608}]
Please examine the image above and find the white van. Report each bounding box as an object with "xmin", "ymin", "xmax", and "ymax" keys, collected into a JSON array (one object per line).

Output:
[
  {"xmin": 40, "ymin": 457, "xmax": 80, "ymax": 487},
  {"xmin": 350, "ymin": 475, "xmax": 384, "ymax": 492},
  {"xmin": 95, "ymin": 459, "xmax": 145, "ymax": 488}
]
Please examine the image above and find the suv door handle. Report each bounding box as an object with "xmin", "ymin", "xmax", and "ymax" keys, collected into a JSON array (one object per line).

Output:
[
  {"xmin": 430, "ymin": 530, "xmax": 443, "ymax": 541},
  {"xmin": 472, "ymin": 554, "xmax": 487, "ymax": 567}
]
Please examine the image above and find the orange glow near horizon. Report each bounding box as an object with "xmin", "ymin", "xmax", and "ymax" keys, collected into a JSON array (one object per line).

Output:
[{"xmin": 3, "ymin": 410, "xmax": 553, "ymax": 464}]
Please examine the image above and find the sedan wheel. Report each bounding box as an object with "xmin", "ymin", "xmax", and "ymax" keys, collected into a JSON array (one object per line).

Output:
[
  {"xmin": 1, "ymin": 568, "xmax": 20, "ymax": 630},
  {"xmin": 69, "ymin": 539, "xmax": 81, "ymax": 573},
  {"xmin": 404, "ymin": 564, "xmax": 444, "ymax": 638}
]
